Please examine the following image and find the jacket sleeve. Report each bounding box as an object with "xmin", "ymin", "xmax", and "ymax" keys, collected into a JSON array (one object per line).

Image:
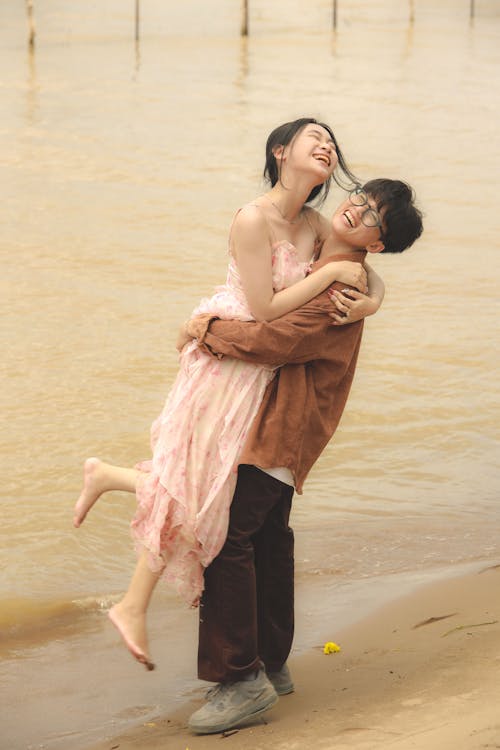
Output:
[{"xmin": 198, "ymin": 292, "xmax": 340, "ymax": 366}]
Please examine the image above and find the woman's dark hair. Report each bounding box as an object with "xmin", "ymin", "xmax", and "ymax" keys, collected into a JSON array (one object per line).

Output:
[
  {"xmin": 363, "ymin": 178, "xmax": 424, "ymax": 254},
  {"xmin": 263, "ymin": 117, "xmax": 358, "ymax": 207}
]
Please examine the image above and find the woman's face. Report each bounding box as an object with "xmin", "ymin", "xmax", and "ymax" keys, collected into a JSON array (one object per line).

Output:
[
  {"xmin": 279, "ymin": 124, "xmax": 338, "ymax": 182},
  {"xmin": 331, "ymin": 192, "xmax": 386, "ymax": 252}
]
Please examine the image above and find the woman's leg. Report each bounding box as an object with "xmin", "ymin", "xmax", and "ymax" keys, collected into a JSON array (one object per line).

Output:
[
  {"xmin": 73, "ymin": 457, "xmax": 141, "ymax": 528},
  {"xmin": 109, "ymin": 549, "xmax": 163, "ymax": 670}
]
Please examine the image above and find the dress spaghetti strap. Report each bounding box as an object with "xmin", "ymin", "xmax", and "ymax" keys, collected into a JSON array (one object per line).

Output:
[{"xmin": 302, "ymin": 207, "xmax": 323, "ymax": 262}]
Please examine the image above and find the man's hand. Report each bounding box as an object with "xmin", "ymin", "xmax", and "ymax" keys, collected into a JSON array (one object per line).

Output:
[
  {"xmin": 328, "ymin": 288, "xmax": 382, "ymax": 325},
  {"xmin": 176, "ymin": 321, "xmax": 192, "ymax": 352},
  {"xmin": 328, "ymin": 261, "xmax": 368, "ymax": 294}
]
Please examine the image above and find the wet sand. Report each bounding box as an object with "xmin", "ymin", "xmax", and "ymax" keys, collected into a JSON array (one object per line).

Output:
[{"xmin": 87, "ymin": 563, "xmax": 500, "ymax": 750}]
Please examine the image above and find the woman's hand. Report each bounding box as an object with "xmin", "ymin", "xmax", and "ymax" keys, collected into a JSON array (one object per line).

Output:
[
  {"xmin": 327, "ymin": 261, "xmax": 368, "ymax": 294},
  {"xmin": 176, "ymin": 321, "xmax": 192, "ymax": 352},
  {"xmin": 328, "ymin": 288, "xmax": 382, "ymax": 325}
]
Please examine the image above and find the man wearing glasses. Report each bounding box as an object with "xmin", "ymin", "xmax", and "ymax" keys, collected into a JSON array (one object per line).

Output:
[{"xmin": 186, "ymin": 178, "xmax": 423, "ymax": 734}]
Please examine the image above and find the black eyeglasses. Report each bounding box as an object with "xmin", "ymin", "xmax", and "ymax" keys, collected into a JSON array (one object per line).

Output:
[{"xmin": 349, "ymin": 187, "xmax": 384, "ymax": 234}]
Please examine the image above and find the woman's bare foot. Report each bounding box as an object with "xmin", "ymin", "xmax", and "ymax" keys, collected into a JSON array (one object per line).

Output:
[
  {"xmin": 73, "ymin": 457, "xmax": 108, "ymax": 528},
  {"xmin": 108, "ymin": 603, "xmax": 155, "ymax": 671}
]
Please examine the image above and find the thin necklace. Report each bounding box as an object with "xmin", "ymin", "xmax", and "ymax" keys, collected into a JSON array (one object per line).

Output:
[{"xmin": 263, "ymin": 194, "xmax": 303, "ymax": 225}]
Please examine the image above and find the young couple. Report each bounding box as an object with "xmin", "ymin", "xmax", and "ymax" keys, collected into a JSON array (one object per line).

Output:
[{"xmin": 73, "ymin": 117, "xmax": 423, "ymax": 735}]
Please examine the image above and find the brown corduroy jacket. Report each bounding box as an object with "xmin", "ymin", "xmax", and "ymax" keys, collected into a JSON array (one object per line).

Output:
[{"xmin": 191, "ymin": 250, "xmax": 367, "ymax": 494}]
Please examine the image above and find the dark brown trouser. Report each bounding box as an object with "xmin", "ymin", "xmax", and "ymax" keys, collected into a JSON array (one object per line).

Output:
[{"xmin": 198, "ymin": 464, "xmax": 295, "ymax": 684}]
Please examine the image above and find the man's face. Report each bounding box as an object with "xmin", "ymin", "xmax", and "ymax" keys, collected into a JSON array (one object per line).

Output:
[{"xmin": 332, "ymin": 190, "xmax": 386, "ymax": 252}]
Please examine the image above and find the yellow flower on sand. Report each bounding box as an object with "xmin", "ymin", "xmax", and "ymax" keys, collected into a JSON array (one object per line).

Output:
[{"xmin": 323, "ymin": 641, "xmax": 341, "ymax": 654}]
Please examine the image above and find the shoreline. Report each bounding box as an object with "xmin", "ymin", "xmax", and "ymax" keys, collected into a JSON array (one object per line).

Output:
[{"xmin": 86, "ymin": 560, "xmax": 500, "ymax": 750}]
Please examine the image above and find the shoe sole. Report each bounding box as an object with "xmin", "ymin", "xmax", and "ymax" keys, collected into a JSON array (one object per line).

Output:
[{"xmin": 188, "ymin": 692, "xmax": 279, "ymax": 735}]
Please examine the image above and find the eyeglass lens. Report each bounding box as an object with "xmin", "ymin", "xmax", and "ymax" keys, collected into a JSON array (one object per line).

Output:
[{"xmin": 349, "ymin": 190, "xmax": 380, "ymax": 227}]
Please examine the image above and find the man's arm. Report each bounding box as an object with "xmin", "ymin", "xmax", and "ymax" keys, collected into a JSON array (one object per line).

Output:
[{"xmin": 188, "ymin": 284, "xmax": 360, "ymax": 367}]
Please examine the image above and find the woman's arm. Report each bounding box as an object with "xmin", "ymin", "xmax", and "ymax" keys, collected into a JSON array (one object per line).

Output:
[
  {"xmin": 329, "ymin": 262, "xmax": 385, "ymax": 325},
  {"xmin": 232, "ymin": 207, "xmax": 367, "ymax": 322}
]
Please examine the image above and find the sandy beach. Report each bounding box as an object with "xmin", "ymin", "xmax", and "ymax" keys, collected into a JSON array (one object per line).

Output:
[{"xmin": 87, "ymin": 563, "xmax": 500, "ymax": 750}]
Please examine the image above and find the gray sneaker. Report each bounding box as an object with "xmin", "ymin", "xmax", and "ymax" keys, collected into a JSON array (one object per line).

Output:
[
  {"xmin": 188, "ymin": 669, "xmax": 278, "ymax": 734},
  {"xmin": 267, "ymin": 663, "xmax": 294, "ymax": 695}
]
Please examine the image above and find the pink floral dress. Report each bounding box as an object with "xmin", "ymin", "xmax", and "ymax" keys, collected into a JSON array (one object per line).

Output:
[{"xmin": 132, "ymin": 241, "xmax": 312, "ymax": 606}]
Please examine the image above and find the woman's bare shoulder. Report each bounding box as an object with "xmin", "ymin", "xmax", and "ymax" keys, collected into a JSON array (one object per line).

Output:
[{"xmin": 231, "ymin": 201, "xmax": 269, "ymax": 234}]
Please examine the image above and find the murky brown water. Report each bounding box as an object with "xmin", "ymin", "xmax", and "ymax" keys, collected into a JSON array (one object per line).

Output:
[{"xmin": 1, "ymin": 0, "xmax": 499, "ymax": 747}]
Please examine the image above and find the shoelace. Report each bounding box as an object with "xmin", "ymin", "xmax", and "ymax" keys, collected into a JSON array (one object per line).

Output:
[
  {"xmin": 205, "ymin": 683, "xmax": 231, "ymax": 702},
  {"xmin": 205, "ymin": 669, "xmax": 264, "ymax": 702}
]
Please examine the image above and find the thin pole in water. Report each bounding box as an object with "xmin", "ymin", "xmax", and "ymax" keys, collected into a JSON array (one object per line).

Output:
[
  {"xmin": 135, "ymin": 0, "xmax": 140, "ymax": 42},
  {"xmin": 409, "ymin": 0, "xmax": 415, "ymax": 23},
  {"xmin": 333, "ymin": 0, "xmax": 338, "ymax": 29},
  {"xmin": 241, "ymin": 0, "xmax": 249, "ymax": 36},
  {"xmin": 26, "ymin": 0, "xmax": 35, "ymax": 47},
  {"xmin": 470, "ymin": 0, "xmax": 475, "ymax": 18}
]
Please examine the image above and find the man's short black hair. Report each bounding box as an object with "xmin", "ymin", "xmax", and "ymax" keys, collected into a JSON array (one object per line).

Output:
[{"xmin": 363, "ymin": 178, "xmax": 423, "ymax": 253}]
